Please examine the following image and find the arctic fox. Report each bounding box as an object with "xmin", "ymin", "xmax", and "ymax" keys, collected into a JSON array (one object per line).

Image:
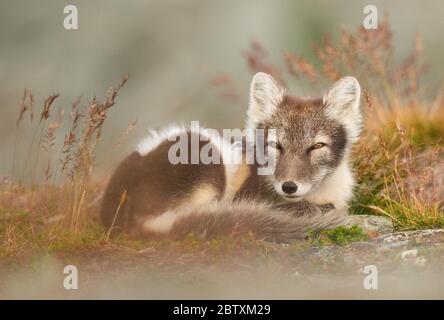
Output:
[{"xmin": 101, "ymin": 73, "xmax": 362, "ymax": 243}]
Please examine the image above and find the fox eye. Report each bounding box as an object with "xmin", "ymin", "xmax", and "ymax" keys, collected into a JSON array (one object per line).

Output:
[
  {"xmin": 268, "ymin": 141, "xmax": 282, "ymax": 150},
  {"xmin": 312, "ymin": 142, "xmax": 326, "ymax": 150}
]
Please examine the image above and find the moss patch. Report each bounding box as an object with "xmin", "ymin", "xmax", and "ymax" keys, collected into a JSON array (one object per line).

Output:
[{"xmin": 309, "ymin": 226, "xmax": 368, "ymax": 247}]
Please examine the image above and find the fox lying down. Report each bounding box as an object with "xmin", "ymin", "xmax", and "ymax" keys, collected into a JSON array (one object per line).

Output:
[{"xmin": 101, "ymin": 73, "xmax": 362, "ymax": 243}]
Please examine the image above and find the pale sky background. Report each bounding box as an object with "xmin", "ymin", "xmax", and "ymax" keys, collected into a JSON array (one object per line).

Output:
[{"xmin": 0, "ymin": 0, "xmax": 443, "ymax": 179}]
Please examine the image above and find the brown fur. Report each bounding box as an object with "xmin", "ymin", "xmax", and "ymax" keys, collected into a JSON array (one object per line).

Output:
[{"xmin": 101, "ymin": 131, "xmax": 225, "ymax": 237}]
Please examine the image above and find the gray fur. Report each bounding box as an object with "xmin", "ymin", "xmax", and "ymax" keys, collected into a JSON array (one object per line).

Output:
[{"xmin": 145, "ymin": 200, "xmax": 347, "ymax": 243}]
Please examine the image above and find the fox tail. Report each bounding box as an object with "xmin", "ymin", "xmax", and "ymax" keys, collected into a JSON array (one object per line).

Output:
[{"xmin": 141, "ymin": 200, "xmax": 348, "ymax": 243}]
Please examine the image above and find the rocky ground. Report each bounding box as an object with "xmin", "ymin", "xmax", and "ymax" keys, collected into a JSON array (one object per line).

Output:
[{"xmin": 1, "ymin": 215, "xmax": 444, "ymax": 299}]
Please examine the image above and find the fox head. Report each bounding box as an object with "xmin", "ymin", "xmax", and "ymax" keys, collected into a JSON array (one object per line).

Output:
[{"xmin": 246, "ymin": 72, "xmax": 362, "ymax": 202}]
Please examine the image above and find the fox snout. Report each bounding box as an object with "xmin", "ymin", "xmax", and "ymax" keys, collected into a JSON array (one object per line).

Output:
[
  {"xmin": 281, "ymin": 181, "xmax": 298, "ymax": 194},
  {"xmin": 274, "ymin": 179, "xmax": 314, "ymax": 201}
]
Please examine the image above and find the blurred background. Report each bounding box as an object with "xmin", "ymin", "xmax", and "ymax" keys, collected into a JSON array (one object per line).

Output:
[{"xmin": 0, "ymin": 0, "xmax": 443, "ymax": 177}]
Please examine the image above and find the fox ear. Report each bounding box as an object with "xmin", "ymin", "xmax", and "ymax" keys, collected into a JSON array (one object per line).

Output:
[
  {"xmin": 323, "ymin": 76, "xmax": 362, "ymax": 141},
  {"xmin": 246, "ymin": 72, "xmax": 285, "ymax": 129}
]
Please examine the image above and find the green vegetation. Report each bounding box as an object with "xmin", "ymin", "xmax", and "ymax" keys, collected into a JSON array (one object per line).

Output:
[
  {"xmin": 307, "ymin": 226, "xmax": 368, "ymax": 247},
  {"xmin": 324, "ymin": 226, "xmax": 368, "ymax": 246}
]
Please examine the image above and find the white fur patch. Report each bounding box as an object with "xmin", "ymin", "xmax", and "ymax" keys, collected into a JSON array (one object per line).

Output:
[
  {"xmin": 304, "ymin": 160, "xmax": 354, "ymax": 209},
  {"xmin": 246, "ymin": 72, "xmax": 285, "ymax": 130},
  {"xmin": 137, "ymin": 123, "xmax": 241, "ymax": 165},
  {"xmin": 143, "ymin": 184, "xmax": 220, "ymax": 233},
  {"xmin": 143, "ymin": 210, "xmax": 180, "ymax": 233},
  {"xmin": 323, "ymin": 76, "xmax": 362, "ymax": 143},
  {"xmin": 137, "ymin": 123, "xmax": 187, "ymax": 156}
]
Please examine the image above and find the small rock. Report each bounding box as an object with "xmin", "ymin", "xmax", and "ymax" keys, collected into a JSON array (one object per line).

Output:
[
  {"xmin": 350, "ymin": 241, "xmax": 377, "ymax": 250},
  {"xmin": 399, "ymin": 248, "xmax": 427, "ymax": 266},
  {"xmin": 346, "ymin": 215, "xmax": 394, "ymax": 235},
  {"xmin": 380, "ymin": 240, "xmax": 409, "ymax": 250},
  {"xmin": 379, "ymin": 229, "xmax": 444, "ymax": 244},
  {"xmin": 291, "ymin": 271, "xmax": 301, "ymax": 278},
  {"xmin": 415, "ymin": 257, "xmax": 427, "ymax": 266},
  {"xmin": 401, "ymin": 248, "xmax": 418, "ymax": 260}
]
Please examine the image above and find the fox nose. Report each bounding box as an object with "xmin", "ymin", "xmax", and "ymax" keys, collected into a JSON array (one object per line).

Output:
[{"xmin": 281, "ymin": 181, "xmax": 298, "ymax": 194}]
